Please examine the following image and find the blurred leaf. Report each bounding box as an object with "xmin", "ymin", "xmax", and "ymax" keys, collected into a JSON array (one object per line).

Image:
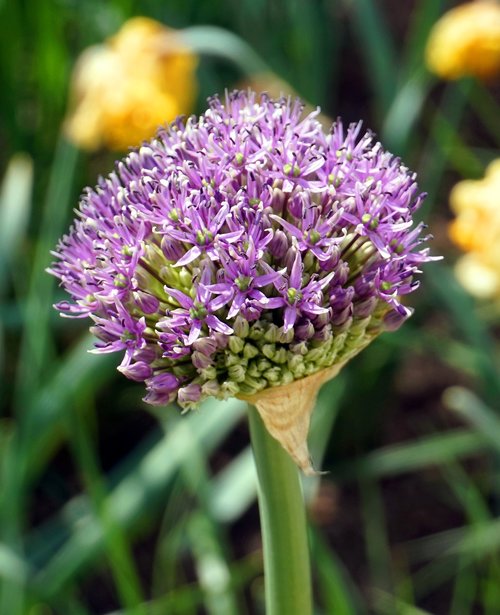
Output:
[
  {"xmin": 444, "ymin": 387, "xmax": 500, "ymax": 455},
  {"xmin": 430, "ymin": 108, "xmax": 484, "ymax": 178},
  {"xmin": 104, "ymin": 554, "xmax": 260, "ymax": 615},
  {"xmin": 173, "ymin": 414, "xmax": 242, "ymax": 615},
  {"xmin": 449, "ymin": 558, "xmax": 476, "ymax": 615},
  {"xmin": 188, "ymin": 513, "xmax": 240, "ymax": 615},
  {"xmin": 14, "ymin": 137, "xmax": 79, "ymax": 410},
  {"xmin": 418, "ymin": 80, "xmax": 472, "ymax": 209},
  {"xmin": 28, "ymin": 398, "xmax": 246, "ymax": 599},
  {"xmin": 181, "ymin": 26, "xmax": 268, "ymax": 75},
  {"xmin": 440, "ymin": 461, "xmax": 490, "ymax": 614},
  {"xmin": 381, "ymin": 72, "xmax": 430, "ymax": 156},
  {"xmin": 427, "ymin": 264, "xmax": 499, "ymax": 402},
  {"xmin": 360, "ymin": 479, "xmax": 393, "ymax": 595},
  {"xmin": 373, "ymin": 589, "xmax": 434, "ymax": 615},
  {"xmin": 331, "ymin": 429, "xmax": 491, "ymax": 481},
  {"xmin": 0, "ymin": 153, "xmax": 33, "ymax": 292},
  {"xmin": 412, "ymin": 518, "xmax": 500, "ymax": 598},
  {"xmin": 67, "ymin": 401, "xmax": 147, "ymax": 614},
  {"xmin": 347, "ymin": 0, "xmax": 397, "ymax": 118},
  {"xmin": 311, "ymin": 528, "xmax": 365, "ymax": 615},
  {"xmin": 0, "ymin": 543, "xmax": 29, "ymax": 584},
  {"xmin": 20, "ymin": 336, "xmax": 116, "ymax": 480},
  {"xmin": 208, "ymin": 446, "xmax": 256, "ymax": 523},
  {"xmin": 400, "ymin": 0, "xmax": 444, "ymax": 79},
  {"xmin": 469, "ymin": 82, "xmax": 500, "ymax": 146}
]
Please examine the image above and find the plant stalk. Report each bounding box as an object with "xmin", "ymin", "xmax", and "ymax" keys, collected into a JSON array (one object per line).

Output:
[{"xmin": 248, "ymin": 404, "xmax": 313, "ymax": 615}]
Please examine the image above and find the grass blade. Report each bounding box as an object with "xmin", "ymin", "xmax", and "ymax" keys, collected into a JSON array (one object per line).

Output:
[
  {"xmin": 347, "ymin": 0, "xmax": 397, "ymax": 118},
  {"xmin": 331, "ymin": 429, "xmax": 491, "ymax": 481},
  {"xmin": 444, "ymin": 387, "xmax": 500, "ymax": 455},
  {"xmin": 29, "ymin": 399, "xmax": 246, "ymax": 599},
  {"xmin": 310, "ymin": 528, "xmax": 365, "ymax": 615}
]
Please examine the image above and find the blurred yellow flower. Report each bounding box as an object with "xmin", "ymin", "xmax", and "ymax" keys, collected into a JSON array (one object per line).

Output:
[
  {"xmin": 65, "ymin": 17, "xmax": 198, "ymax": 151},
  {"xmin": 425, "ymin": 1, "xmax": 500, "ymax": 80},
  {"xmin": 449, "ymin": 159, "xmax": 500, "ymax": 298}
]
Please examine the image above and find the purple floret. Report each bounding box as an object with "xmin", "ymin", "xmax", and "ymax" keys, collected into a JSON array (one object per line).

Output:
[{"xmin": 49, "ymin": 91, "xmax": 436, "ymax": 409}]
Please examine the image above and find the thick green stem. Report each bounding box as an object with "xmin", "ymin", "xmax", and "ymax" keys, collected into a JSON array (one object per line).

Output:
[{"xmin": 248, "ymin": 405, "xmax": 313, "ymax": 615}]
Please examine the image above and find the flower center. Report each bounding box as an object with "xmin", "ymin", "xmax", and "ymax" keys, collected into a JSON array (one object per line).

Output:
[
  {"xmin": 307, "ymin": 229, "xmax": 321, "ymax": 245},
  {"xmin": 361, "ymin": 213, "xmax": 379, "ymax": 230},
  {"xmin": 190, "ymin": 303, "xmax": 208, "ymax": 319},
  {"xmin": 390, "ymin": 238, "xmax": 404, "ymax": 254},
  {"xmin": 196, "ymin": 229, "xmax": 214, "ymax": 245},
  {"xmin": 114, "ymin": 273, "xmax": 128, "ymax": 288},
  {"xmin": 236, "ymin": 275, "xmax": 252, "ymax": 291},
  {"xmin": 283, "ymin": 163, "xmax": 301, "ymax": 177},
  {"xmin": 287, "ymin": 287, "xmax": 302, "ymax": 304}
]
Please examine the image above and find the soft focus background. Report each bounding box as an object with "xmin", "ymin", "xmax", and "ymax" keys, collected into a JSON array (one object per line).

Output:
[{"xmin": 1, "ymin": 1, "xmax": 499, "ymax": 614}]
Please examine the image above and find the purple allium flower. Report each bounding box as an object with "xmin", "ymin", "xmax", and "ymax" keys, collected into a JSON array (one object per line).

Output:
[{"xmin": 50, "ymin": 91, "xmax": 436, "ymax": 410}]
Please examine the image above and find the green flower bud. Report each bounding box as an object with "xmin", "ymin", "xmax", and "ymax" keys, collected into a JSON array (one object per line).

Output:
[
  {"xmin": 249, "ymin": 321, "xmax": 266, "ymax": 340},
  {"xmin": 262, "ymin": 343, "xmax": 276, "ymax": 360},
  {"xmin": 265, "ymin": 367, "xmax": 282, "ymax": 383},
  {"xmin": 305, "ymin": 347, "xmax": 326, "ymax": 363},
  {"xmin": 202, "ymin": 380, "xmax": 220, "ymax": 396},
  {"xmin": 247, "ymin": 362, "xmax": 261, "ymax": 378},
  {"xmin": 200, "ymin": 366, "xmax": 217, "ymax": 380},
  {"xmin": 272, "ymin": 347, "xmax": 288, "ymax": 364},
  {"xmin": 290, "ymin": 341, "xmax": 308, "ymax": 356},
  {"xmin": 233, "ymin": 315, "xmax": 250, "ymax": 338},
  {"xmin": 225, "ymin": 352, "xmax": 246, "ymax": 368},
  {"xmin": 239, "ymin": 377, "xmax": 267, "ymax": 395},
  {"xmin": 243, "ymin": 343, "xmax": 259, "ymax": 360},
  {"xmin": 228, "ymin": 335, "xmax": 245, "ymax": 354},
  {"xmin": 221, "ymin": 380, "xmax": 240, "ymax": 397},
  {"xmin": 288, "ymin": 354, "xmax": 305, "ymax": 372},
  {"xmin": 264, "ymin": 323, "xmax": 279, "ymax": 343},
  {"xmin": 179, "ymin": 268, "xmax": 193, "ymax": 289},
  {"xmin": 228, "ymin": 364, "xmax": 246, "ymax": 382},
  {"xmin": 277, "ymin": 326, "xmax": 294, "ymax": 344},
  {"xmin": 256, "ymin": 358, "xmax": 272, "ymax": 373}
]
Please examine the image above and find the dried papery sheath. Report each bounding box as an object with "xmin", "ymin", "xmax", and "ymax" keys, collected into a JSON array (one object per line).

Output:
[
  {"xmin": 50, "ymin": 91, "xmax": 435, "ymax": 472},
  {"xmin": 240, "ymin": 362, "xmax": 347, "ymax": 475}
]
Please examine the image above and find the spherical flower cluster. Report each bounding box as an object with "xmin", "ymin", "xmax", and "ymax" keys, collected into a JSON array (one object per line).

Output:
[
  {"xmin": 449, "ymin": 159, "xmax": 500, "ymax": 299},
  {"xmin": 51, "ymin": 91, "xmax": 432, "ymax": 411},
  {"xmin": 64, "ymin": 17, "xmax": 198, "ymax": 151},
  {"xmin": 425, "ymin": 0, "xmax": 500, "ymax": 81}
]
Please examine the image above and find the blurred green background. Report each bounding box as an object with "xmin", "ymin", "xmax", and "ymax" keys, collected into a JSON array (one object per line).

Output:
[{"xmin": 1, "ymin": 0, "xmax": 499, "ymax": 614}]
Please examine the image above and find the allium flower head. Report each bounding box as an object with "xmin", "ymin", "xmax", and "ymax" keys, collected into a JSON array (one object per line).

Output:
[
  {"xmin": 425, "ymin": 0, "xmax": 500, "ymax": 81},
  {"xmin": 449, "ymin": 159, "xmax": 500, "ymax": 299},
  {"xmin": 51, "ymin": 91, "xmax": 434, "ymax": 470},
  {"xmin": 64, "ymin": 17, "xmax": 198, "ymax": 151}
]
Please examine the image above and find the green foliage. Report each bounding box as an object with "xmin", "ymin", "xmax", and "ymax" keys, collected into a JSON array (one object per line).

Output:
[{"xmin": 1, "ymin": 0, "xmax": 499, "ymax": 613}]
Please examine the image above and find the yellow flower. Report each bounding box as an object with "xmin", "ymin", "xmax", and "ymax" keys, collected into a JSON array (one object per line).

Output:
[
  {"xmin": 449, "ymin": 159, "xmax": 500, "ymax": 298},
  {"xmin": 65, "ymin": 17, "xmax": 198, "ymax": 151},
  {"xmin": 425, "ymin": 1, "xmax": 500, "ymax": 80}
]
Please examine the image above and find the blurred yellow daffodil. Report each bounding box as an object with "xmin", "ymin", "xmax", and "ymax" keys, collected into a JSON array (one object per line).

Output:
[
  {"xmin": 425, "ymin": 0, "xmax": 500, "ymax": 80},
  {"xmin": 65, "ymin": 17, "xmax": 198, "ymax": 151},
  {"xmin": 449, "ymin": 159, "xmax": 500, "ymax": 298}
]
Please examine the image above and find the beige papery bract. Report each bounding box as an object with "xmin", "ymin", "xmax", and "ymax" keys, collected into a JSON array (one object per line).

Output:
[{"xmin": 240, "ymin": 363, "xmax": 346, "ymax": 475}]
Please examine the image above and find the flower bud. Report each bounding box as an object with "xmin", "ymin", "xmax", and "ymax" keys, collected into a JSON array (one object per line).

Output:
[
  {"xmin": 233, "ymin": 315, "xmax": 250, "ymax": 338},
  {"xmin": 118, "ymin": 361, "xmax": 153, "ymax": 381},
  {"xmin": 228, "ymin": 335, "xmax": 245, "ymax": 354},
  {"xmin": 178, "ymin": 383, "xmax": 202, "ymax": 406},
  {"xmin": 268, "ymin": 229, "xmax": 289, "ymax": 260}
]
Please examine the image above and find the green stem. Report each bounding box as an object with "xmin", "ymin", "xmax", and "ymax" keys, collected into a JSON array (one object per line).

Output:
[{"xmin": 248, "ymin": 405, "xmax": 313, "ymax": 615}]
